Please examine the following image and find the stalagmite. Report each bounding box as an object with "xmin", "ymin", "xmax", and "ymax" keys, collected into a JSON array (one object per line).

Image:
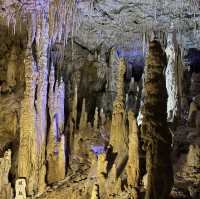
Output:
[
  {"xmin": 79, "ymin": 98, "xmax": 87, "ymax": 129},
  {"xmin": 7, "ymin": 47, "xmax": 17, "ymax": 88},
  {"xmin": 126, "ymin": 111, "xmax": 140, "ymax": 188},
  {"xmin": 72, "ymin": 83, "xmax": 78, "ymax": 128},
  {"xmin": 110, "ymin": 58, "xmax": 128, "ymax": 158},
  {"xmin": 165, "ymin": 33, "xmax": 178, "ymax": 122},
  {"xmin": 68, "ymin": 81, "xmax": 78, "ymax": 155},
  {"xmin": 141, "ymin": 40, "xmax": 173, "ymax": 199},
  {"xmin": 91, "ymin": 184, "xmax": 100, "ymax": 199},
  {"xmin": 94, "ymin": 107, "xmax": 98, "ymax": 129},
  {"xmin": 97, "ymin": 153, "xmax": 107, "ymax": 186}
]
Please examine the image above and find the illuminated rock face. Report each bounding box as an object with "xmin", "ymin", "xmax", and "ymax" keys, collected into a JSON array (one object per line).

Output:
[
  {"xmin": 46, "ymin": 63, "xmax": 66, "ymax": 184},
  {"xmin": 126, "ymin": 111, "xmax": 139, "ymax": 188},
  {"xmin": 1, "ymin": 1, "xmax": 200, "ymax": 199},
  {"xmin": 141, "ymin": 40, "xmax": 173, "ymax": 199},
  {"xmin": 165, "ymin": 33, "xmax": 178, "ymax": 122},
  {"xmin": 17, "ymin": 14, "xmax": 49, "ymax": 195}
]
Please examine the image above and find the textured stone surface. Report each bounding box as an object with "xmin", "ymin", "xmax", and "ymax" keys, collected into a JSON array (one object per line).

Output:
[
  {"xmin": 17, "ymin": 13, "xmax": 49, "ymax": 195},
  {"xmin": 0, "ymin": 1, "xmax": 200, "ymax": 199},
  {"xmin": 73, "ymin": 0, "xmax": 200, "ymax": 50},
  {"xmin": 126, "ymin": 111, "xmax": 139, "ymax": 188},
  {"xmin": 165, "ymin": 33, "xmax": 178, "ymax": 122},
  {"xmin": 141, "ymin": 40, "xmax": 173, "ymax": 199},
  {"xmin": 46, "ymin": 62, "xmax": 66, "ymax": 184},
  {"xmin": 109, "ymin": 58, "xmax": 128, "ymax": 163}
]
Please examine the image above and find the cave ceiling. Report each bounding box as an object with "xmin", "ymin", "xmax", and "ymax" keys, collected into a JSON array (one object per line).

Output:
[
  {"xmin": 0, "ymin": 0, "xmax": 200, "ymax": 50},
  {"xmin": 75, "ymin": 0, "xmax": 200, "ymax": 50}
]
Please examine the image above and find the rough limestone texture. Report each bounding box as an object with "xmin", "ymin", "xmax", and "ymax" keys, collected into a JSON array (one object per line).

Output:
[
  {"xmin": 141, "ymin": 40, "xmax": 173, "ymax": 199},
  {"xmin": 186, "ymin": 144, "xmax": 200, "ymax": 169},
  {"xmin": 46, "ymin": 63, "xmax": 66, "ymax": 184},
  {"xmin": 79, "ymin": 98, "xmax": 88, "ymax": 130},
  {"xmin": 7, "ymin": 47, "xmax": 17, "ymax": 88},
  {"xmin": 0, "ymin": 150, "xmax": 13, "ymax": 199},
  {"xmin": 91, "ymin": 184, "xmax": 100, "ymax": 199},
  {"xmin": 0, "ymin": 95, "xmax": 18, "ymax": 148},
  {"xmin": 105, "ymin": 47, "xmax": 120, "ymax": 114},
  {"xmin": 97, "ymin": 153, "xmax": 107, "ymax": 187},
  {"xmin": 17, "ymin": 26, "xmax": 39, "ymax": 195},
  {"xmin": 15, "ymin": 178, "xmax": 26, "ymax": 199},
  {"xmin": 165, "ymin": 33, "xmax": 178, "ymax": 122},
  {"xmin": 18, "ymin": 13, "xmax": 49, "ymax": 195},
  {"xmin": 126, "ymin": 111, "xmax": 140, "ymax": 188},
  {"xmin": 110, "ymin": 58, "xmax": 128, "ymax": 161}
]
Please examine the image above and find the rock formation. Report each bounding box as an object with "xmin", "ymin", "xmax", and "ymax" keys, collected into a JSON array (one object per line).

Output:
[
  {"xmin": 46, "ymin": 63, "xmax": 66, "ymax": 184},
  {"xmin": 91, "ymin": 184, "xmax": 100, "ymax": 199},
  {"xmin": 165, "ymin": 33, "xmax": 178, "ymax": 122},
  {"xmin": 126, "ymin": 111, "xmax": 140, "ymax": 188},
  {"xmin": 0, "ymin": 1, "xmax": 200, "ymax": 199},
  {"xmin": 110, "ymin": 58, "xmax": 128, "ymax": 159},
  {"xmin": 17, "ymin": 14, "xmax": 49, "ymax": 195},
  {"xmin": 0, "ymin": 150, "xmax": 13, "ymax": 199},
  {"xmin": 141, "ymin": 40, "xmax": 173, "ymax": 199}
]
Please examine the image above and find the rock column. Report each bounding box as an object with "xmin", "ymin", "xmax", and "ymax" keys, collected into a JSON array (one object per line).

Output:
[{"xmin": 141, "ymin": 40, "xmax": 173, "ymax": 199}]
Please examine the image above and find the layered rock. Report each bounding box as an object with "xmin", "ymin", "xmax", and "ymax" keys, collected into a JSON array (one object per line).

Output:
[{"xmin": 141, "ymin": 40, "xmax": 173, "ymax": 199}]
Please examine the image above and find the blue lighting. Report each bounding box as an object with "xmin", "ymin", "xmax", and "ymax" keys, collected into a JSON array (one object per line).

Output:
[{"xmin": 91, "ymin": 145, "xmax": 105, "ymax": 156}]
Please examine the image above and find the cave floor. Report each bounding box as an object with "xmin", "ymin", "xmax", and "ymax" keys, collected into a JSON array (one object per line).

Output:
[{"xmin": 30, "ymin": 124, "xmax": 200, "ymax": 199}]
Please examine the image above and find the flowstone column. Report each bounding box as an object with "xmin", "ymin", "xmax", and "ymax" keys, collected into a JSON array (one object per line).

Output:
[
  {"xmin": 46, "ymin": 63, "xmax": 66, "ymax": 184},
  {"xmin": 18, "ymin": 11, "xmax": 50, "ymax": 194},
  {"xmin": 141, "ymin": 40, "xmax": 173, "ymax": 199},
  {"xmin": 165, "ymin": 33, "xmax": 178, "ymax": 122}
]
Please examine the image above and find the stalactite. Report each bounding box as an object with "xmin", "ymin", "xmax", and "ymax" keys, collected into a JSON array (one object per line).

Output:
[
  {"xmin": 107, "ymin": 47, "xmax": 120, "ymax": 112},
  {"xmin": 141, "ymin": 40, "xmax": 173, "ymax": 199}
]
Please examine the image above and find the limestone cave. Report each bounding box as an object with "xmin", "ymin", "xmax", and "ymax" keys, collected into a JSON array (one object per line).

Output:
[{"xmin": 0, "ymin": 1, "xmax": 200, "ymax": 199}]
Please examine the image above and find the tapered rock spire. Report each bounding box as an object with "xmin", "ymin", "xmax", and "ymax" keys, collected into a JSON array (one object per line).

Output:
[
  {"xmin": 109, "ymin": 58, "xmax": 128, "ymax": 157},
  {"xmin": 141, "ymin": 40, "xmax": 173, "ymax": 199}
]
